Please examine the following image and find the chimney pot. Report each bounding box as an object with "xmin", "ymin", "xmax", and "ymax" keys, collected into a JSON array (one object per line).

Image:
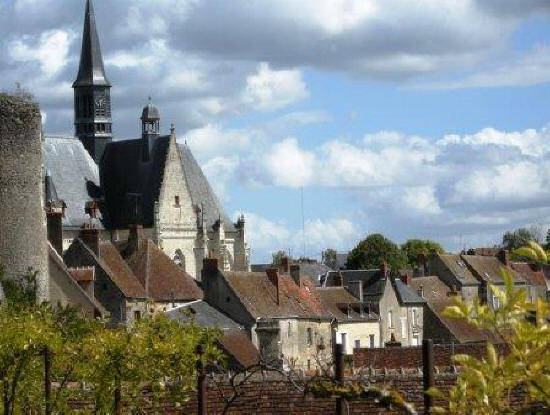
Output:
[{"xmin": 79, "ymin": 225, "xmax": 100, "ymax": 257}]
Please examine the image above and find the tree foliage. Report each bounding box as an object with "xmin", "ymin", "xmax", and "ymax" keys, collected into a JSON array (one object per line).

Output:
[
  {"xmin": 322, "ymin": 249, "xmax": 338, "ymax": 270},
  {"xmin": 400, "ymin": 239, "xmax": 444, "ymax": 267},
  {"xmin": 512, "ymin": 240, "xmax": 550, "ymax": 265},
  {"xmin": 430, "ymin": 270, "xmax": 550, "ymax": 414},
  {"xmin": 346, "ymin": 234, "xmax": 407, "ymax": 271},
  {"xmin": 502, "ymin": 228, "xmax": 538, "ymax": 251},
  {"xmin": 271, "ymin": 250, "xmax": 289, "ymax": 266}
]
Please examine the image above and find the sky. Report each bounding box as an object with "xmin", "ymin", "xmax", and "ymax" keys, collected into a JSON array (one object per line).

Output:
[{"xmin": 1, "ymin": 0, "xmax": 549, "ymax": 263}]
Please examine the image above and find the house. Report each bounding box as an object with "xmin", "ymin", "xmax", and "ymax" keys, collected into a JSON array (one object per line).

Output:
[
  {"xmin": 425, "ymin": 254, "xmax": 481, "ymax": 303},
  {"xmin": 322, "ymin": 264, "xmax": 425, "ymax": 347},
  {"xmin": 253, "ymin": 258, "xmax": 333, "ymax": 286},
  {"xmin": 317, "ymin": 287, "xmax": 380, "ymax": 353},
  {"xmin": 64, "ymin": 225, "xmax": 203, "ymax": 325},
  {"xmin": 510, "ymin": 262, "xmax": 549, "ymax": 302},
  {"xmin": 202, "ymin": 259, "xmax": 332, "ymax": 370},
  {"xmin": 166, "ymin": 300, "xmax": 260, "ymax": 371},
  {"xmin": 409, "ymin": 276, "xmax": 499, "ymax": 344}
]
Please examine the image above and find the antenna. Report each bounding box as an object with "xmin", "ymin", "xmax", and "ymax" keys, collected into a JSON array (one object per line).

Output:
[{"xmin": 301, "ymin": 187, "xmax": 306, "ymax": 258}]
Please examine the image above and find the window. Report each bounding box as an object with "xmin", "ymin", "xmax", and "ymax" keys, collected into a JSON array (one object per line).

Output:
[
  {"xmin": 412, "ymin": 334, "xmax": 419, "ymax": 346},
  {"xmin": 388, "ymin": 310, "xmax": 393, "ymax": 328},
  {"xmin": 134, "ymin": 310, "xmax": 141, "ymax": 321},
  {"xmin": 307, "ymin": 358, "xmax": 311, "ymax": 371},
  {"xmin": 400, "ymin": 317, "xmax": 407, "ymax": 338},
  {"xmin": 174, "ymin": 195, "xmax": 180, "ymax": 206},
  {"xmin": 287, "ymin": 322, "xmax": 291, "ymax": 338},
  {"xmin": 306, "ymin": 328, "xmax": 313, "ymax": 346},
  {"xmin": 173, "ymin": 250, "xmax": 185, "ymax": 271},
  {"xmin": 369, "ymin": 334, "xmax": 375, "ymax": 348},
  {"xmin": 493, "ymin": 295, "xmax": 500, "ymax": 310},
  {"xmin": 412, "ymin": 309, "xmax": 418, "ymax": 326},
  {"xmin": 354, "ymin": 339, "xmax": 361, "ymax": 350}
]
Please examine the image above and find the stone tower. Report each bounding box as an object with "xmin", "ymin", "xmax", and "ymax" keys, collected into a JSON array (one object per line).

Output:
[
  {"xmin": 73, "ymin": 0, "xmax": 112, "ymax": 164},
  {"xmin": 0, "ymin": 95, "xmax": 49, "ymax": 302},
  {"xmin": 141, "ymin": 98, "xmax": 160, "ymax": 162}
]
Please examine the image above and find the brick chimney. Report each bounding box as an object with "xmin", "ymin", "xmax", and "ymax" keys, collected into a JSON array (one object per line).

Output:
[
  {"xmin": 79, "ymin": 224, "xmax": 100, "ymax": 257},
  {"xmin": 266, "ymin": 268, "xmax": 280, "ymax": 305},
  {"xmin": 290, "ymin": 264, "xmax": 300, "ymax": 286},
  {"xmin": 498, "ymin": 249, "xmax": 510, "ymax": 267},
  {"xmin": 280, "ymin": 257, "xmax": 290, "ymax": 273},
  {"xmin": 381, "ymin": 260, "xmax": 389, "ymax": 278},
  {"xmin": 399, "ymin": 272, "xmax": 411, "ymax": 285}
]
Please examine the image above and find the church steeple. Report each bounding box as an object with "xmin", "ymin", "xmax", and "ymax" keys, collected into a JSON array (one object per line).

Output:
[{"xmin": 73, "ymin": 0, "xmax": 112, "ymax": 164}]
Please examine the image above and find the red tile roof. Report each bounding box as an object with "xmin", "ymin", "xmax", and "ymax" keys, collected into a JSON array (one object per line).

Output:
[
  {"xmin": 222, "ymin": 270, "xmax": 326, "ymax": 319},
  {"xmin": 67, "ymin": 267, "xmax": 95, "ymax": 282},
  {"xmin": 125, "ymin": 240, "xmax": 203, "ymax": 302},
  {"xmin": 98, "ymin": 242, "xmax": 147, "ymax": 298},
  {"xmin": 511, "ymin": 262, "xmax": 546, "ymax": 287},
  {"xmin": 217, "ymin": 329, "xmax": 260, "ymax": 369}
]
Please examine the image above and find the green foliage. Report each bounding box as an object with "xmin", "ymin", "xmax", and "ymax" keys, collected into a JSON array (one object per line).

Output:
[
  {"xmin": 431, "ymin": 269, "xmax": 550, "ymax": 414},
  {"xmin": 346, "ymin": 234, "xmax": 407, "ymax": 271},
  {"xmin": 400, "ymin": 239, "xmax": 445, "ymax": 267},
  {"xmin": 322, "ymin": 249, "xmax": 338, "ymax": 270},
  {"xmin": 502, "ymin": 228, "xmax": 537, "ymax": 251},
  {"xmin": 512, "ymin": 240, "xmax": 550, "ymax": 264},
  {"xmin": 271, "ymin": 250, "xmax": 289, "ymax": 266},
  {"xmin": 0, "ymin": 266, "xmax": 38, "ymax": 308}
]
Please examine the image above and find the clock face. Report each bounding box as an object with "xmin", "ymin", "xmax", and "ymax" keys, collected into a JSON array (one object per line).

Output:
[{"xmin": 95, "ymin": 96, "xmax": 106, "ymax": 108}]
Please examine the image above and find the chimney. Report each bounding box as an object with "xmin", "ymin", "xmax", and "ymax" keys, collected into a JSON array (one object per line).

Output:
[
  {"xmin": 399, "ymin": 272, "xmax": 411, "ymax": 285},
  {"xmin": 290, "ymin": 264, "xmax": 300, "ymax": 286},
  {"xmin": 381, "ymin": 260, "xmax": 389, "ymax": 278},
  {"xmin": 280, "ymin": 257, "xmax": 290, "ymax": 273},
  {"xmin": 498, "ymin": 249, "xmax": 510, "ymax": 267},
  {"xmin": 266, "ymin": 268, "xmax": 280, "ymax": 305},
  {"xmin": 447, "ymin": 285, "xmax": 458, "ymax": 297},
  {"xmin": 353, "ymin": 280, "xmax": 363, "ymax": 302},
  {"xmin": 124, "ymin": 224, "xmax": 143, "ymax": 257},
  {"xmin": 44, "ymin": 173, "xmax": 66, "ymax": 255},
  {"xmin": 417, "ymin": 284, "xmax": 424, "ymax": 298},
  {"xmin": 417, "ymin": 253, "xmax": 426, "ymax": 277},
  {"xmin": 79, "ymin": 224, "xmax": 100, "ymax": 257}
]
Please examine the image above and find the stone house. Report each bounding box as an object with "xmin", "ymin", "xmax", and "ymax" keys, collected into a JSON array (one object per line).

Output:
[
  {"xmin": 322, "ymin": 264, "xmax": 425, "ymax": 347},
  {"xmin": 202, "ymin": 259, "xmax": 332, "ymax": 370},
  {"xmin": 409, "ymin": 276, "xmax": 499, "ymax": 344},
  {"xmin": 317, "ymin": 287, "xmax": 380, "ymax": 353},
  {"xmin": 511, "ymin": 262, "xmax": 550, "ymax": 302}
]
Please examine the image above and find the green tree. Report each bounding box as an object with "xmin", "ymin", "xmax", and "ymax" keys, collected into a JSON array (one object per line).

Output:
[
  {"xmin": 346, "ymin": 234, "xmax": 407, "ymax": 271},
  {"xmin": 429, "ymin": 270, "xmax": 550, "ymax": 414},
  {"xmin": 271, "ymin": 250, "xmax": 289, "ymax": 266},
  {"xmin": 400, "ymin": 239, "xmax": 444, "ymax": 267},
  {"xmin": 322, "ymin": 249, "xmax": 338, "ymax": 270},
  {"xmin": 502, "ymin": 228, "xmax": 536, "ymax": 251}
]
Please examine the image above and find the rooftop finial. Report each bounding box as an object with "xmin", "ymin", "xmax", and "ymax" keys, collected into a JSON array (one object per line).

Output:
[{"xmin": 170, "ymin": 123, "xmax": 175, "ymax": 135}]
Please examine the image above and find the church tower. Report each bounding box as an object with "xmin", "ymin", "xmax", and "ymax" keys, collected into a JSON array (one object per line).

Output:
[{"xmin": 73, "ymin": 0, "xmax": 112, "ymax": 164}]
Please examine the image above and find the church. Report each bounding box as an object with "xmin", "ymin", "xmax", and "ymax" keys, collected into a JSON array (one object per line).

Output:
[{"xmin": 43, "ymin": 0, "xmax": 250, "ymax": 280}]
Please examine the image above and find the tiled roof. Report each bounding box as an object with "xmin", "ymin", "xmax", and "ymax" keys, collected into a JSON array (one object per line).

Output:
[
  {"xmin": 125, "ymin": 240, "xmax": 203, "ymax": 302},
  {"xmin": 392, "ymin": 279, "xmax": 426, "ymax": 305},
  {"xmin": 98, "ymin": 242, "xmax": 147, "ymax": 298},
  {"xmin": 166, "ymin": 300, "xmax": 241, "ymax": 330},
  {"xmin": 217, "ymin": 329, "xmax": 260, "ymax": 369},
  {"xmin": 511, "ymin": 262, "xmax": 547, "ymax": 287},
  {"xmin": 67, "ymin": 267, "xmax": 95, "ymax": 282},
  {"xmin": 317, "ymin": 287, "xmax": 379, "ymax": 322},
  {"xmin": 222, "ymin": 271, "xmax": 327, "ymax": 319},
  {"xmin": 462, "ymin": 255, "xmax": 526, "ymax": 285},
  {"xmin": 409, "ymin": 276, "xmax": 496, "ymax": 343},
  {"xmin": 43, "ymin": 136, "xmax": 102, "ymax": 229},
  {"xmin": 436, "ymin": 254, "xmax": 479, "ymax": 285}
]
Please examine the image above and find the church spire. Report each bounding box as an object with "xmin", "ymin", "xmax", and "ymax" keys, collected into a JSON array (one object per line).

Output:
[
  {"xmin": 73, "ymin": 0, "xmax": 110, "ymax": 87},
  {"xmin": 73, "ymin": 0, "xmax": 113, "ymax": 164}
]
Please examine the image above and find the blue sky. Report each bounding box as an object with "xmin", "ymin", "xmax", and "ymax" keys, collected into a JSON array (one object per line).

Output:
[{"xmin": 1, "ymin": 0, "xmax": 549, "ymax": 262}]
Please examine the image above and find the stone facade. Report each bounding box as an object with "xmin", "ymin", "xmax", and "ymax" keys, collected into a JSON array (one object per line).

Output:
[
  {"xmin": 0, "ymin": 95, "xmax": 48, "ymax": 302},
  {"xmin": 334, "ymin": 320, "xmax": 381, "ymax": 353}
]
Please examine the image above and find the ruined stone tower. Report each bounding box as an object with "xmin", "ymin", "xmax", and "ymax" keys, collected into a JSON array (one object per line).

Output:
[{"xmin": 0, "ymin": 95, "xmax": 48, "ymax": 302}]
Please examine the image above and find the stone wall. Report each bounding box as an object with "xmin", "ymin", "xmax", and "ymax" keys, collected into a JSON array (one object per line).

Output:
[{"xmin": 0, "ymin": 95, "xmax": 48, "ymax": 301}]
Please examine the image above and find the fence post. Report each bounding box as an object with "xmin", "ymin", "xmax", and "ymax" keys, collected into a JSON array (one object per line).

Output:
[
  {"xmin": 334, "ymin": 343, "xmax": 345, "ymax": 415},
  {"xmin": 422, "ymin": 339, "xmax": 434, "ymax": 414},
  {"xmin": 196, "ymin": 344, "xmax": 207, "ymax": 415},
  {"xmin": 44, "ymin": 347, "xmax": 51, "ymax": 415}
]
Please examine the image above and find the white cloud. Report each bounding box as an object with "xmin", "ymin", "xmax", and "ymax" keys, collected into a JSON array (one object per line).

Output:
[
  {"xmin": 402, "ymin": 186, "xmax": 442, "ymax": 215},
  {"xmin": 299, "ymin": 218, "xmax": 360, "ymax": 254},
  {"xmin": 265, "ymin": 138, "xmax": 316, "ymax": 188},
  {"xmin": 202, "ymin": 156, "xmax": 239, "ymax": 202},
  {"xmin": 9, "ymin": 29, "xmax": 74, "ymax": 77},
  {"xmin": 242, "ymin": 63, "xmax": 308, "ymax": 111},
  {"xmin": 240, "ymin": 212, "xmax": 291, "ymax": 255}
]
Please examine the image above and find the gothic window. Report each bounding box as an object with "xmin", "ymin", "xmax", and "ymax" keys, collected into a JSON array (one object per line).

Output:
[{"xmin": 173, "ymin": 249, "xmax": 185, "ymax": 271}]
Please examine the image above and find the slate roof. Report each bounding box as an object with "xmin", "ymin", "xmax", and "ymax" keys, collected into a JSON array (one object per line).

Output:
[
  {"xmin": 392, "ymin": 279, "xmax": 426, "ymax": 305},
  {"xmin": 222, "ymin": 271, "xmax": 327, "ymax": 319},
  {"xmin": 436, "ymin": 254, "xmax": 479, "ymax": 286},
  {"xmin": 101, "ymin": 136, "xmax": 233, "ymax": 231},
  {"xmin": 462, "ymin": 255, "xmax": 526, "ymax": 285},
  {"xmin": 125, "ymin": 240, "xmax": 203, "ymax": 302},
  {"xmin": 166, "ymin": 300, "xmax": 240, "ymax": 330},
  {"xmin": 409, "ymin": 276, "xmax": 498, "ymax": 343},
  {"xmin": 317, "ymin": 287, "xmax": 379, "ymax": 322},
  {"xmin": 43, "ymin": 136, "xmax": 102, "ymax": 229}
]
